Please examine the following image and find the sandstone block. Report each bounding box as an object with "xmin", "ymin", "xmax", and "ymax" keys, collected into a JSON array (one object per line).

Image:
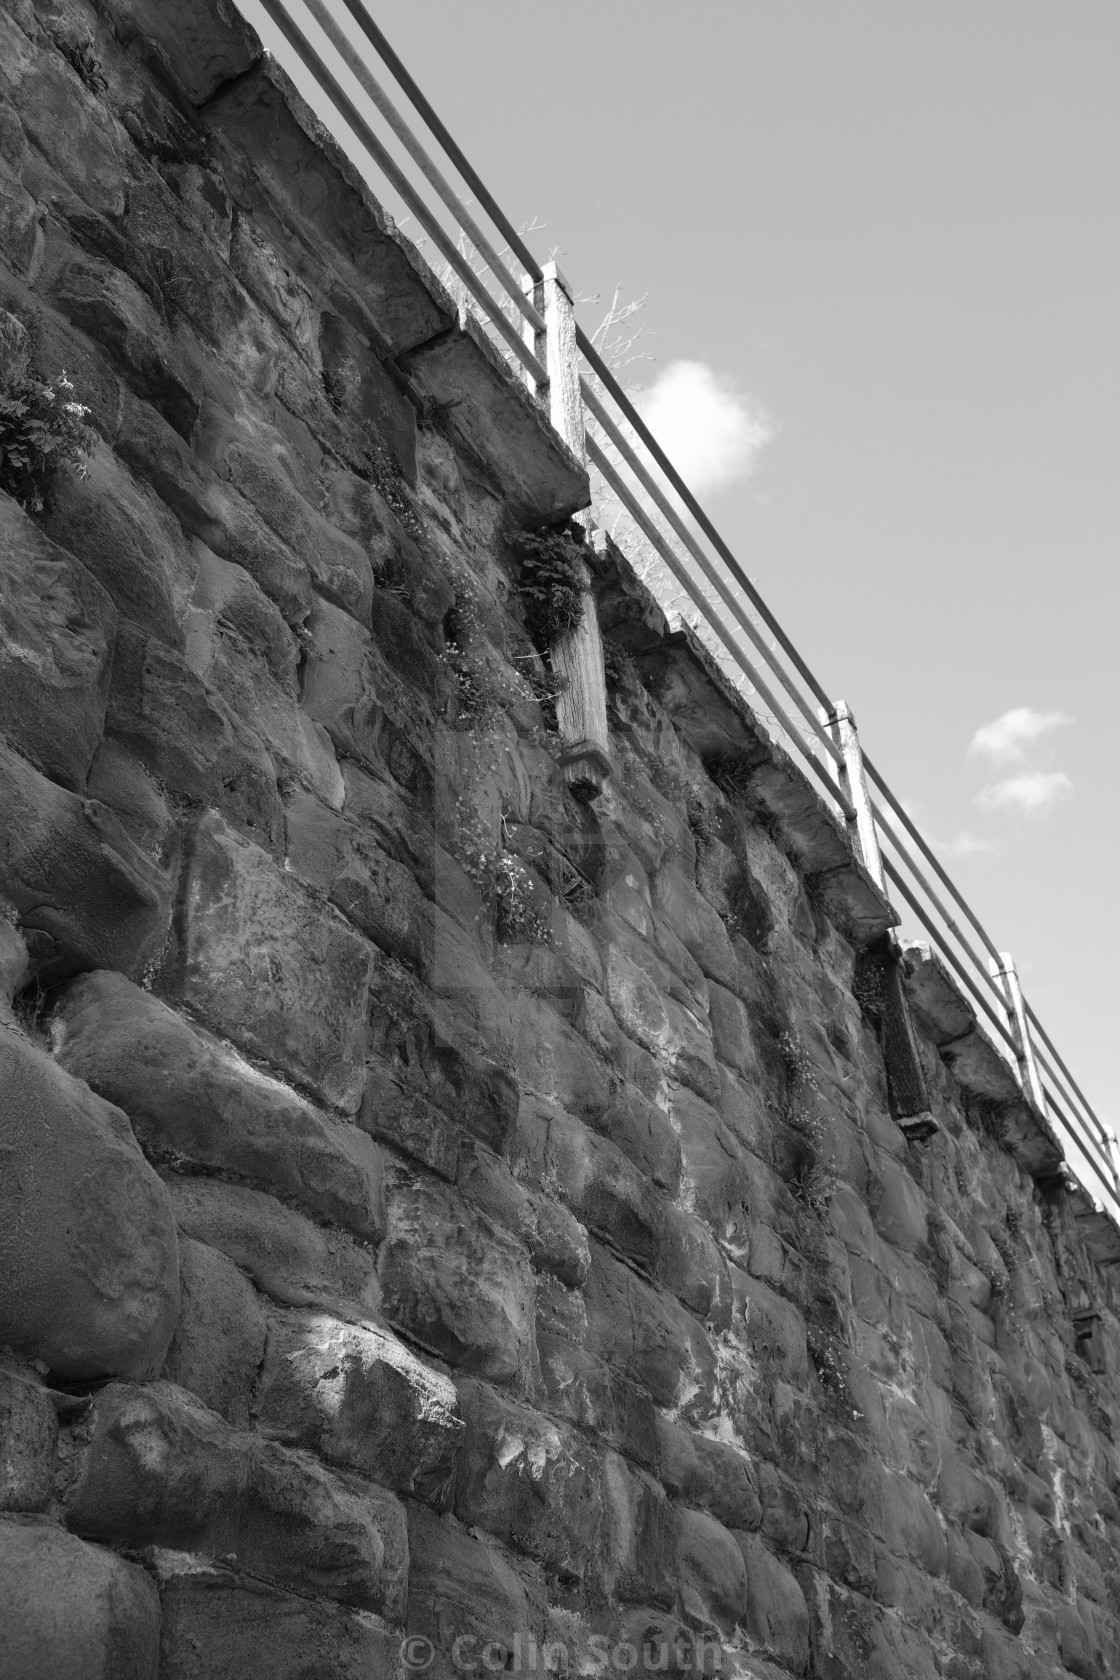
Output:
[
  {"xmin": 0, "ymin": 738, "xmax": 173, "ymax": 979},
  {"xmin": 156, "ymin": 1561, "xmax": 400, "ymax": 1680},
  {"xmin": 108, "ymin": 621, "xmax": 282, "ymax": 850},
  {"xmin": 731, "ymin": 1267, "xmax": 809, "ymax": 1387},
  {"xmin": 0, "ymin": 496, "xmax": 116, "ymax": 790},
  {"xmin": 115, "ymin": 393, "xmax": 312, "ymax": 624},
  {"xmin": 0, "ymin": 1518, "xmax": 160, "ymax": 1680},
  {"xmin": 301, "ymin": 595, "xmax": 439, "ymax": 783},
  {"xmin": 601, "ymin": 1452, "xmax": 678, "ymax": 1608},
  {"xmin": 65, "ymin": 1381, "xmax": 407, "ymax": 1617},
  {"xmin": 286, "ymin": 788, "xmax": 431, "ymax": 966},
  {"xmin": 257, "ymin": 1309, "xmax": 463, "ymax": 1505},
  {"xmin": 651, "ymin": 861, "xmax": 737, "ymax": 992},
  {"xmin": 165, "ymin": 1174, "xmax": 379, "ymax": 1315},
  {"xmin": 457, "ymin": 1141, "xmax": 590, "ymax": 1288},
  {"xmin": 101, "ymin": 0, "xmax": 261, "ymax": 104},
  {"xmin": 455, "ymin": 1379, "xmax": 604, "ymax": 1581},
  {"xmin": 545, "ymin": 1108, "xmax": 664, "ymax": 1267},
  {"xmin": 675, "ymin": 1506, "xmax": 748, "ymax": 1634},
  {"xmin": 656, "ymin": 1418, "xmax": 761, "ymax": 1532},
  {"xmin": 160, "ymin": 1238, "xmax": 266, "ymax": 1427},
  {"xmin": 176, "ymin": 813, "xmax": 375, "ymax": 1111},
  {"xmin": 735, "ymin": 1531, "xmax": 810, "ymax": 1672},
  {"xmin": 589, "ymin": 1081, "xmax": 682, "ymax": 1194},
  {"xmin": 880, "ymin": 1471, "xmax": 948, "ymax": 1578},
  {"xmin": 658, "ymin": 1205, "xmax": 734, "ymax": 1328},
  {"xmin": 378, "ymin": 1175, "xmax": 535, "ymax": 1386},
  {"xmin": 360, "ymin": 1061, "xmax": 461, "ymax": 1180},
  {"xmin": 408, "ymin": 1502, "xmax": 546, "ymax": 1659},
  {"xmin": 536, "ymin": 1333, "xmax": 659, "ymax": 1469},
  {"xmin": 670, "ymin": 1084, "xmax": 753, "ymax": 1246},
  {"xmin": 584, "ymin": 1244, "xmax": 718, "ymax": 1417},
  {"xmin": 872, "ymin": 1156, "xmax": 929, "ymax": 1254},
  {"xmin": 0, "ymin": 1361, "xmax": 58, "ymax": 1512},
  {"xmin": 0, "ymin": 1032, "xmax": 179, "ymax": 1381},
  {"xmin": 54, "ymin": 970, "xmax": 385, "ymax": 1240},
  {"xmin": 603, "ymin": 944, "xmax": 720, "ymax": 1102},
  {"xmin": 370, "ymin": 988, "xmax": 519, "ymax": 1157}
]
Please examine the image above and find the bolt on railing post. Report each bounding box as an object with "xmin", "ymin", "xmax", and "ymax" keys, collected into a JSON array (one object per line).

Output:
[
  {"xmin": 989, "ymin": 953, "xmax": 1047, "ymax": 1114},
  {"xmin": 822, "ymin": 701, "xmax": 885, "ymax": 893},
  {"xmin": 521, "ymin": 263, "xmax": 611, "ymax": 798}
]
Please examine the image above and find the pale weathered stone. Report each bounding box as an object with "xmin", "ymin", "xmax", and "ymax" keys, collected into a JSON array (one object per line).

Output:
[
  {"xmin": 67, "ymin": 1381, "xmax": 408, "ymax": 1616},
  {"xmin": 0, "ymin": 1032, "xmax": 179, "ymax": 1381},
  {"xmin": 257, "ymin": 1309, "xmax": 462, "ymax": 1505},
  {"xmin": 735, "ymin": 1530, "xmax": 810, "ymax": 1672},
  {"xmin": 675, "ymin": 1505, "xmax": 748, "ymax": 1634},
  {"xmin": 0, "ymin": 1518, "xmax": 160, "ymax": 1680}
]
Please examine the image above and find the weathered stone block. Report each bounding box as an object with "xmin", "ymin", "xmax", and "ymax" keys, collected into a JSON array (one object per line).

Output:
[
  {"xmin": 670, "ymin": 1084, "xmax": 754, "ymax": 1245},
  {"xmin": 601, "ymin": 1452, "xmax": 678, "ymax": 1608},
  {"xmin": 675, "ymin": 1505, "xmax": 748, "ymax": 1634},
  {"xmin": 176, "ymin": 813, "xmax": 375, "ymax": 1111},
  {"xmin": 731, "ymin": 1267, "xmax": 809, "ymax": 1387},
  {"xmin": 164, "ymin": 1175, "xmax": 380, "ymax": 1317},
  {"xmin": 115, "ymin": 393, "xmax": 312, "ymax": 625},
  {"xmin": 455, "ymin": 1379, "xmax": 604, "ymax": 1581},
  {"xmin": 656, "ymin": 1418, "xmax": 761, "ymax": 1532},
  {"xmin": 378, "ymin": 1175, "xmax": 536, "ymax": 1386},
  {"xmin": 54, "ymin": 969, "xmax": 385, "ymax": 1240},
  {"xmin": 0, "ymin": 495, "xmax": 116, "ymax": 789},
  {"xmin": 457, "ymin": 1141, "xmax": 590, "ymax": 1288},
  {"xmin": 160, "ymin": 1238, "xmax": 266, "ymax": 1428},
  {"xmin": 102, "ymin": 0, "xmax": 261, "ymax": 104},
  {"xmin": 407, "ymin": 1502, "xmax": 546, "ymax": 1658},
  {"xmin": 544, "ymin": 1108, "xmax": 664, "ymax": 1268},
  {"xmin": 658, "ymin": 1204, "xmax": 734, "ymax": 1328},
  {"xmin": 0, "ymin": 1518, "xmax": 160, "ymax": 1680},
  {"xmin": 735, "ymin": 1531, "xmax": 810, "ymax": 1673},
  {"xmin": 370, "ymin": 986, "xmax": 519, "ymax": 1157},
  {"xmin": 156, "ymin": 1560, "xmax": 400, "ymax": 1680},
  {"xmin": 257, "ymin": 1309, "xmax": 462, "ymax": 1505},
  {"xmin": 536, "ymin": 1332, "xmax": 659, "ymax": 1469},
  {"xmin": 286, "ymin": 788, "xmax": 432, "ymax": 966},
  {"xmin": 584, "ymin": 1244, "xmax": 718, "ymax": 1417},
  {"xmin": 65, "ymin": 1381, "xmax": 408, "ymax": 1616},
  {"xmin": 0, "ymin": 1032, "xmax": 179, "ymax": 1381},
  {"xmin": 651, "ymin": 861, "xmax": 737, "ymax": 992},
  {"xmin": 0, "ymin": 734, "xmax": 174, "ymax": 982},
  {"xmin": 108, "ymin": 620, "xmax": 283, "ymax": 849},
  {"xmin": 0, "ymin": 1361, "xmax": 58, "ymax": 1512}
]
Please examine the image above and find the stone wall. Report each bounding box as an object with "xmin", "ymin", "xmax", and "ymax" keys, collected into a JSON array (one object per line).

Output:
[{"xmin": 2, "ymin": 4, "xmax": 1120, "ymax": 1678}]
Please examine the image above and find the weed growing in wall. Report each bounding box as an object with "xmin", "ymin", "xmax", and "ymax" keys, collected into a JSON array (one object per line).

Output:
[
  {"xmin": 0, "ymin": 371, "xmax": 93, "ymax": 513},
  {"xmin": 602, "ymin": 637, "xmax": 637, "ymax": 692},
  {"xmin": 513, "ymin": 523, "xmax": 586, "ymax": 650},
  {"xmin": 779, "ymin": 1031, "xmax": 840, "ymax": 1217},
  {"xmin": 494, "ymin": 853, "xmax": 553, "ymax": 945}
]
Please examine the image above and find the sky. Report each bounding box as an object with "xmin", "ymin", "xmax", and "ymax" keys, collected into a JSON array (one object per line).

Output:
[{"xmin": 237, "ymin": 1, "xmax": 1120, "ymax": 1163}]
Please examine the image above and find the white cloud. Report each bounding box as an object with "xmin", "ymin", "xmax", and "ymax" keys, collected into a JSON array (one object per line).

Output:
[
  {"xmin": 938, "ymin": 832, "xmax": 999, "ymax": 859},
  {"xmin": 969, "ymin": 706, "xmax": 1072, "ymax": 767},
  {"xmin": 636, "ymin": 360, "xmax": 773, "ymax": 497},
  {"xmin": 977, "ymin": 770, "xmax": 1073, "ymax": 815}
]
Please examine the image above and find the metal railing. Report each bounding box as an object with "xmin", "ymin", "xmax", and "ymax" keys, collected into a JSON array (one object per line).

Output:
[{"xmin": 244, "ymin": 0, "xmax": 1120, "ymax": 1224}]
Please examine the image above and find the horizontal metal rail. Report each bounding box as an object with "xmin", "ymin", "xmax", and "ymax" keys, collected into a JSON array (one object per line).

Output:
[{"xmin": 246, "ymin": 0, "xmax": 1118, "ymax": 1229}]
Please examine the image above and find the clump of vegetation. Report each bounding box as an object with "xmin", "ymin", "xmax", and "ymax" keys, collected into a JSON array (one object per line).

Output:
[
  {"xmin": 602, "ymin": 637, "xmax": 637, "ymax": 692},
  {"xmin": 60, "ymin": 36, "xmax": 108, "ymax": 96},
  {"xmin": 512, "ymin": 523, "xmax": 587, "ymax": 650},
  {"xmin": 705, "ymin": 750, "xmax": 758, "ymax": 803},
  {"xmin": 441, "ymin": 582, "xmax": 502, "ymax": 731},
  {"xmin": 0, "ymin": 370, "xmax": 93, "ymax": 513},
  {"xmin": 494, "ymin": 853, "xmax": 553, "ymax": 945},
  {"xmin": 779, "ymin": 1031, "xmax": 839, "ymax": 1217}
]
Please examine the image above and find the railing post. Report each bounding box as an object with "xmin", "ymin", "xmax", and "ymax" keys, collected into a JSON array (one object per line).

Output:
[
  {"xmin": 521, "ymin": 262, "xmax": 611, "ymax": 799},
  {"xmin": 989, "ymin": 953, "xmax": 1047, "ymax": 1113},
  {"xmin": 823, "ymin": 701, "xmax": 885, "ymax": 892}
]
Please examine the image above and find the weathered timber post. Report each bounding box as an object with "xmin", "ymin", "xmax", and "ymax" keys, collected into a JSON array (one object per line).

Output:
[
  {"xmin": 989, "ymin": 952, "xmax": 1047, "ymax": 1114},
  {"xmin": 822, "ymin": 700, "xmax": 885, "ymax": 891},
  {"xmin": 826, "ymin": 700, "xmax": 936, "ymax": 1135},
  {"xmin": 523, "ymin": 263, "xmax": 611, "ymax": 798}
]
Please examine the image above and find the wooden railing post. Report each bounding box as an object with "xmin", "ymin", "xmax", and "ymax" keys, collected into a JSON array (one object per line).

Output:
[
  {"xmin": 989, "ymin": 952, "xmax": 1047, "ymax": 1114},
  {"xmin": 523, "ymin": 262, "xmax": 611, "ymax": 799},
  {"xmin": 823, "ymin": 701, "xmax": 885, "ymax": 891}
]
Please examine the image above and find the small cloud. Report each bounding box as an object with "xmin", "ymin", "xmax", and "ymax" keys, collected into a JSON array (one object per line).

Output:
[
  {"xmin": 977, "ymin": 770, "xmax": 1073, "ymax": 815},
  {"xmin": 938, "ymin": 832, "xmax": 999, "ymax": 860},
  {"xmin": 636, "ymin": 360, "xmax": 773, "ymax": 498},
  {"xmin": 969, "ymin": 706, "xmax": 1072, "ymax": 767}
]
